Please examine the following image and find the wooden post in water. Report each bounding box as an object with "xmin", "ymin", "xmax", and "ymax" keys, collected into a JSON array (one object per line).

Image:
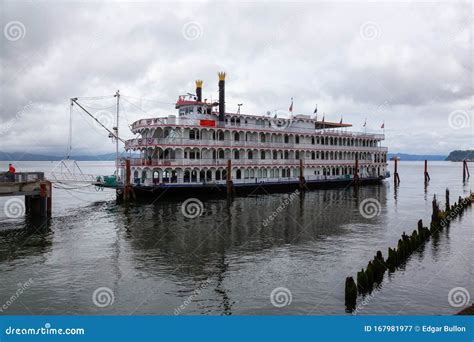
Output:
[
  {"xmin": 394, "ymin": 159, "xmax": 400, "ymax": 186},
  {"xmin": 226, "ymin": 159, "xmax": 234, "ymax": 195},
  {"xmin": 463, "ymin": 160, "xmax": 470, "ymax": 182},
  {"xmin": 299, "ymin": 159, "xmax": 306, "ymax": 190},
  {"xmin": 424, "ymin": 160, "xmax": 430, "ymax": 184},
  {"xmin": 354, "ymin": 155, "xmax": 360, "ymax": 184},
  {"xmin": 124, "ymin": 159, "xmax": 131, "ymax": 202},
  {"xmin": 445, "ymin": 188, "xmax": 450, "ymax": 212}
]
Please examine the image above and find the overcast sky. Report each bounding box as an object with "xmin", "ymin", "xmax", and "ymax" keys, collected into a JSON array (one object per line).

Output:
[{"xmin": 1, "ymin": 0, "xmax": 472, "ymax": 156}]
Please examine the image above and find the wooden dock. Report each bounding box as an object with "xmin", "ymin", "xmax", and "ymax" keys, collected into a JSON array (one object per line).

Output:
[{"xmin": 0, "ymin": 172, "xmax": 52, "ymax": 220}]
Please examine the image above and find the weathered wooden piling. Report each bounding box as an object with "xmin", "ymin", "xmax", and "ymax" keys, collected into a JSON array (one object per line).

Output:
[
  {"xmin": 445, "ymin": 189, "xmax": 450, "ymax": 212},
  {"xmin": 463, "ymin": 160, "xmax": 470, "ymax": 181},
  {"xmin": 299, "ymin": 159, "xmax": 306, "ymax": 190},
  {"xmin": 226, "ymin": 159, "xmax": 234, "ymax": 195},
  {"xmin": 365, "ymin": 261, "xmax": 375, "ymax": 287},
  {"xmin": 372, "ymin": 251, "xmax": 386, "ymax": 281},
  {"xmin": 124, "ymin": 159, "xmax": 131, "ymax": 202},
  {"xmin": 344, "ymin": 190, "xmax": 473, "ymax": 308},
  {"xmin": 393, "ymin": 159, "xmax": 400, "ymax": 186},
  {"xmin": 424, "ymin": 160, "xmax": 430, "ymax": 183},
  {"xmin": 356, "ymin": 268, "xmax": 369, "ymax": 293},
  {"xmin": 344, "ymin": 277, "xmax": 357, "ymax": 309},
  {"xmin": 354, "ymin": 156, "xmax": 360, "ymax": 184}
]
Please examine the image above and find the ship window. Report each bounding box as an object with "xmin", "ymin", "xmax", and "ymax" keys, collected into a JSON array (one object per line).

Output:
[
  {"xmin": 234, "ymin": 132, "xmax": 240, "ymax": 141},
  {"xmin": 248, "ymin": 151, "xmax": 253, "ymax": 159},
  {"xmin": 311, "ymin": 152, "xmax": 315, "ymax": 160},
  {"xmin": 234, "ymin": 150, "xmax": 240, "ymax": 159},
  {"xmin": 191, "ymin": 170, "xmax": 198, "ymax": 182},
  {"xmin": 190, "ymin": 129, "xmax": 200, "ymax": 140},
  {"xmin": 273, "ymin": 151, "xmax": 277, "ymax": 159},
  {"xmin": 284, "ymin": 151, "xmax": 289, "ymax": 159},
  {"xmin": 236, "ymin": 170, "xmax": 242, "ymax": 179},
  {"xmin": 217, "ymin": 131, "xmax": 225, "ymax": 141},
  {"xmin": 262, "ymin": 169, "xmax": 267, "ymax": 178},
  {"xmin": 218, "ymin": 150, "xmax": 224, "ymax": 159},
  {"xmin": 184, "ymin": 171, "xmax": 191, "ymax": 182},
  {"xmin": 164, "ymin": 149, "xmax": 175, "ymax": 160},
  {"xmin": 260, "ymin": 133, "xmax": 266, "ymax": 142},
  {"xmin": 295, "ymin": 151, "xmax": 300, "ymax": 159},
  {"xmin": 236, "ymin": 118, "xmax": 241, "ymax": 126},
  {"xmin": 295, "ymin": 136, "xmax": 299, "ymax": 144},
  {"xmin": 284, "ymin": 135, "xmax": 289, "ymax": 143},
  {"xmin": 311, "ymin": 137, "xmax": 315, "ymax": 144},
  {"xmin": 260, "ymin": 151, "xmax": 265, "ymax": 160},
  {"xmin": 216, "ymin": 170, "xmax": 221, "ymax": 181},
  {"xmin": 244, "ymin": 170, "xmax": 249, "ymax": 179}
]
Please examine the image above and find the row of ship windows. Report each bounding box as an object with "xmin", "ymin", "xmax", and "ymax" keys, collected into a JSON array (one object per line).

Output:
[
  {"xmin": 150, "ymin": 150, "xmax": 387, "ymax": 162},
  {"xmin": 179, "ymin": 130, "xmax": 378, "ymax": 146},
  {"xmin": 134, "ymin": 166, "xmax": 381, "ymax": 183}
]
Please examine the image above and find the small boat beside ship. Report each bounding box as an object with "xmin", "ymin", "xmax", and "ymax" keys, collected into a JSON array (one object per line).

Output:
[{"xmin": 96, "ymin": 72, "xmax": 389, "ymax": 198}]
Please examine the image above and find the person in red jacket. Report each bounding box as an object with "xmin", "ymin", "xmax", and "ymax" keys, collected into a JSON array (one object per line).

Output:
[{"xmin": 7, "ymin": 163, "xmax": 16, "ymax": 181}]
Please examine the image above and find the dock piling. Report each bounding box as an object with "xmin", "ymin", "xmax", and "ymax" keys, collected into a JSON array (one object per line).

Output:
[
  {"xmin": 394, "ymin": 159, "xmax": 400, "ymax": 186},
  {"xmin": 463, "ymin": 160, "xmax": 470, "ymax": 182},
  {"xmin": 424, "ymin": 160, "xmax": 430, "ymax": 184},
  {"xmin": 354, "ymin": 156, "xmax": 360, "ymax": 185},
  {"xmin": 299, "ymin": 159, "xmax": 306, "ymax": 190},
  {"xmin": 226, "ymin": 160, "xmax": 234, "ymax": 195}
]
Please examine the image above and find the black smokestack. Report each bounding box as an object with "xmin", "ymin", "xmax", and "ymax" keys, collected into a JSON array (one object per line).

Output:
[
  {"xmin": 218, "ymin": 72, "xmax": 226, "ymax": 122},
  {"xmin": 195, "ymin": 80, "xmax": 202, "ymax": 102}
]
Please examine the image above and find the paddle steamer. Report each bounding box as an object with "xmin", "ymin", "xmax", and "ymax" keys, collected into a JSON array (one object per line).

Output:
[{"xmin": 119, "ymin": 72, "xmax": 388, "ymax": 196}]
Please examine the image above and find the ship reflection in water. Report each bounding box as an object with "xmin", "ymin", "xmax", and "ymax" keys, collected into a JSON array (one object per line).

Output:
[{"xmin": 0, "ymin": 161, "xmax": 471, "ymax": 315}]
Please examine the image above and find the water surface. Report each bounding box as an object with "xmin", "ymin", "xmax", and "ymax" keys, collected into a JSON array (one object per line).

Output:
[{"xmin": 0, "ymin": 161, "xmax": 472, "ymax": 315}]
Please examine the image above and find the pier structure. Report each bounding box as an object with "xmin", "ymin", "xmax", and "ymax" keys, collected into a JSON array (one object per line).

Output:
[{"xmin": 0, "ymin": 172, "xmax": 52, "ymax": 221}]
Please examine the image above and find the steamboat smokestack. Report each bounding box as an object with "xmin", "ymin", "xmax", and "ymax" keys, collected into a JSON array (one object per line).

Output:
[
  {"xmin": 218, "ymin": 72, "xmax": 226, "ymax": 122},
  {"xmin": 195, "ymin": 80, "xmax": 203, "ymax": 102}
]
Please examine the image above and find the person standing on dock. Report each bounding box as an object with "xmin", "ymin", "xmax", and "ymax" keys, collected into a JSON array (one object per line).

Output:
[{"xmin": 7, "ymin": 163, "xmax": 16, "ymax": 181}]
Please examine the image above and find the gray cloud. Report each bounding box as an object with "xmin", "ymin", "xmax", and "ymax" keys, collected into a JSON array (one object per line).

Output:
[{"xmin": 0, "ymin": 1, "xmax": 472, "ymax": 155}]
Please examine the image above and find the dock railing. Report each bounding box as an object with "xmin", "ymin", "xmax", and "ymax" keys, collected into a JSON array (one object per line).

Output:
[{"xmin": 0, "ymin": 172, "xmax": 45, "ymax": 183}]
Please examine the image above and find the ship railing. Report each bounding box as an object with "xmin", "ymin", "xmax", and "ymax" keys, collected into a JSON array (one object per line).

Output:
[
  {"xmin": 134, "ymin": 173, "xmax": 384, "ymax": 186},
  {"xmin": 124, "ymin": 158, "xmax": 385, "ymax": 168},
  {"xmin": 124, "ymin": 137, "xmax": 388, "ymax": 152},
  {"xmin": 130, "ymin": 118, "xmax": 385, "ymax": 139}
]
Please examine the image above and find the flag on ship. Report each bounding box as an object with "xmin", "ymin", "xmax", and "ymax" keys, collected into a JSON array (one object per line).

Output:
[
  {"xmin": 340, "ymin": 116, "xmax": 343, "ymax": 124},
  {"xmin": 381, "ymin": 122, "xmax": 385, "ymax": 129},
  {"xmin": 314, "ymin": 104, "xmax": 318, "ymax": 114},
  {"xmin": 363, "ymin": 118, "xmax": 367, "ymax": 127},
  {"xmin": 289, "ymin": 98, "xmax": 293, "ymax": 113}
]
